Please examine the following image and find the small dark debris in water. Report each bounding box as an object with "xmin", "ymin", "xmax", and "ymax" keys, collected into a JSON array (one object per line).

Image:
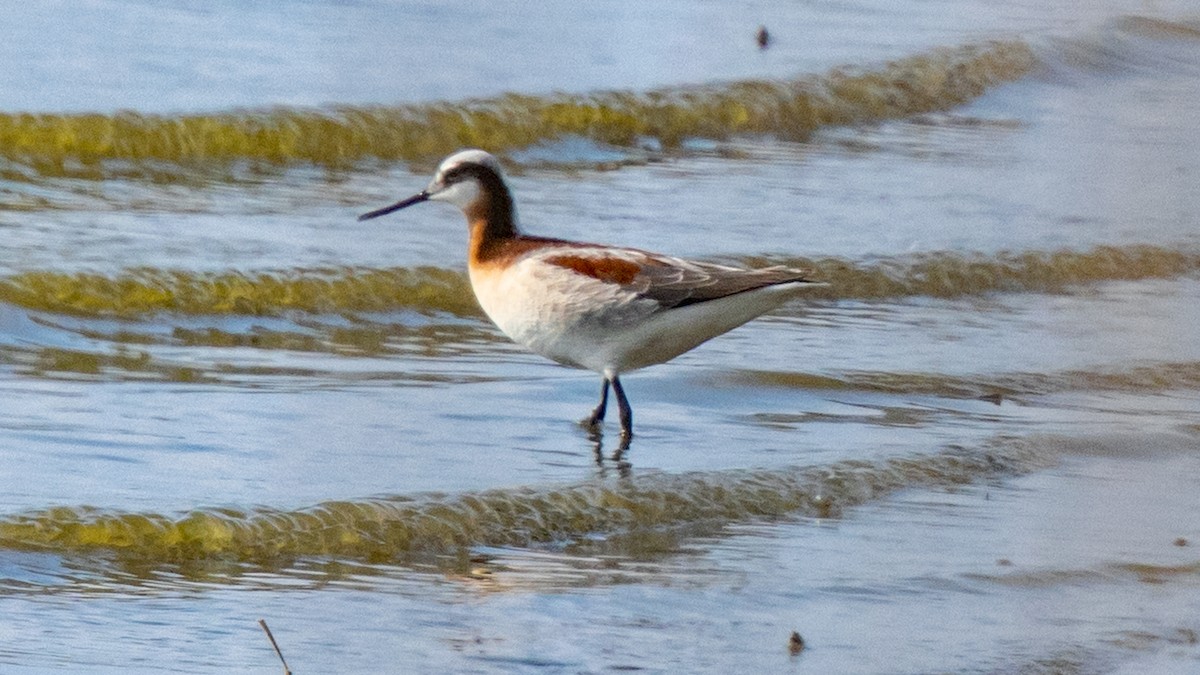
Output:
[
  {"xmin": 788, "ymin": 631, "xmax": 805, "ymax": 656},
  {"xmin": 979, "ymin": 392, "xmax": 1004, "ymax": 405},
  {"xmin": 756, "ymin": 26, "xmax": 770, "ymax": 50},
  {"xmin": 1171, "ymin": 628, "xmax": 1199, "ymax": 645},
  {"xmin": 1174, "ymin": 537, "xmax": 1189, "ymax": 547},
  {"xmin": 996, "ymin": 558, "xmax": 1014, "ymax": 567}
]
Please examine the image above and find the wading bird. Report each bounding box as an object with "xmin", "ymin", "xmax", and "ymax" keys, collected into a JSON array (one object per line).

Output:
[{"xmin": 360, "ymin": 149, "xmax": 820, "ymax": 443}]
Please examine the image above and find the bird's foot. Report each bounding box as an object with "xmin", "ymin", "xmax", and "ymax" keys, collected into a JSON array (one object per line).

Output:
[
  {"xmin": 580, "ymin": 414, "xmax": 604, "ymax": 433},
  {"xmin": 613, "ymin": 430, "xmax": 632, "ymax": 457}
]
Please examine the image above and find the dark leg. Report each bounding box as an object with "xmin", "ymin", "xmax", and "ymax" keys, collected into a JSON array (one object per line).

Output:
[
  {"xmin": 611, "ymin": 376, "xmax": 633, "ymax": 439},
  {"xmin": 585, "ymin": 378, "xmax": 610, "ymax": 428}
]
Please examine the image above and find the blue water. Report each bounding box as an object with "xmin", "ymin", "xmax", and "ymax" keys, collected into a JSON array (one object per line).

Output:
[{"xmin": 2, "ymin": 1, "xmax": 1200, "ymax": 673}]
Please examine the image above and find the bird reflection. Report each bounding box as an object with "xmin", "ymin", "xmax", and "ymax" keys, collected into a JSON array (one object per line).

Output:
[{"xmin": 588, "ymin": 426, "xmax": 632, "ymax": 477}]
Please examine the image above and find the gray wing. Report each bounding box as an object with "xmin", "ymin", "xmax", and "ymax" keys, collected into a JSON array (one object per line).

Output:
[
  {"xmin": 627, "ymin": 255, "xmax": 821, "ymax": 309},
  {"xmin": 537, "ymin": 245, "xmax": 822, "ymax": 309}
]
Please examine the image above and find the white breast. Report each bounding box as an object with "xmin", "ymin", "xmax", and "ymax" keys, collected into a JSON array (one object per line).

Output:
[{"xmin": 469, "ymin": 256, "xmax": 658, "ymax": 374}]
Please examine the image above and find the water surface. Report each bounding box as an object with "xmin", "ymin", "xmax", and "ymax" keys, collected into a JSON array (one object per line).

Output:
[{"xmin": 2, "ymin": 1, "xmax": 1199, "ymax": 672}]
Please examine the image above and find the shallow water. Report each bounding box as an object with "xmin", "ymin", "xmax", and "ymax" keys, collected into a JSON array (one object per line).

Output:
[{"xmin": 2, "ymin": 1, "xmax": 1200, "ymax": 673}]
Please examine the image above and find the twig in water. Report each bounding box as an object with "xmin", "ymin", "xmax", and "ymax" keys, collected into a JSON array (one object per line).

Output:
[{"xmin": 259, "ymin": 619, "xmax": 293, "ymax": 674}]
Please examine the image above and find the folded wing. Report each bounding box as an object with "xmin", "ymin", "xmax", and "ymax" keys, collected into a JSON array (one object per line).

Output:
[{"xmin": 542, "ymin": 247, "xmax": 821, "ymax": 309}]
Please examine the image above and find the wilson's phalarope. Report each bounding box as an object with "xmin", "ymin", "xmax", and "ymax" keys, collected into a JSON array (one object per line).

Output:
[{"xmin": 360, "ymin": 149, "xmax": 821, "ymax": 441}]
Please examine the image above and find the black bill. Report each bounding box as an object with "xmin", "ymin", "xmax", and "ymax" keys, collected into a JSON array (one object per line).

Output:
[{"xmin": 358, "ymin": 191, "xmax": 430, "ymax": 221}]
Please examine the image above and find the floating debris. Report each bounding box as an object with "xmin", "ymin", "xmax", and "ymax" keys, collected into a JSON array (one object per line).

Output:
[{"xmin": 788, "ymin": 631, "xmax": 806, "ymax": 656}]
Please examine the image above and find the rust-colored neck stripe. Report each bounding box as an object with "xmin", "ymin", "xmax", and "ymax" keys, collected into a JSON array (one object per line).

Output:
[{"xmin": 461, "ymin": 163, "xmax": 523, "ymax": 268}]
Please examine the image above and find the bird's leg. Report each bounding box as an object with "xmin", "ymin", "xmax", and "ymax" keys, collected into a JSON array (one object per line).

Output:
[
  {"xmin": 611, "ymin": 376, "xmax": 633, "ymax": 440},
  {"xmin": 585, "ymin": 378, "xmax": 610, "ymax": 428}
]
